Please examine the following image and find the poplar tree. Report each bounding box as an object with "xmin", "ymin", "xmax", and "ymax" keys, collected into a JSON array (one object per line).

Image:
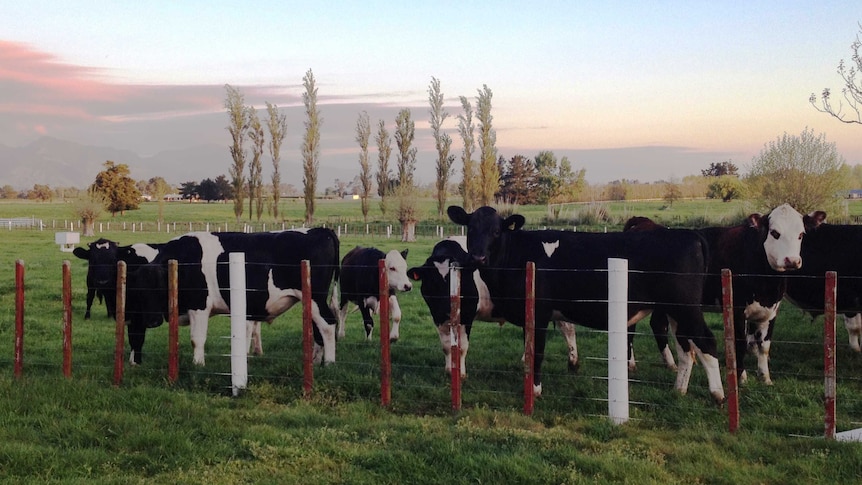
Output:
[
  {"xmin": 266, "ymin": 102, "xmax": 287, "ymax": 221},
  {"xmin": 394, "ymin": 108, "xmax": 417, "ymax": 241},
  {"xmin": 225, "ymin": 84, "xmax": 248, "ymax": 222},
  {"xmin": 355, "ymin": 111, "xmax": 373, "ymax": 222},
  {"xmin": 476, "ymin": 85, "xmax": 499, "ymax": 206},
  {"xmin": 458, "ymin": 96, "xmax": 477, "ymax": 211},
  {"xmin": 301, "ymin": 69, "xmax": 321, "ymax": 225},
  {"xmin": 375, "ymin": 119, "xmax": 392, "ymax": 216},
  {"xmin": 429, "ymin": 77, "xmax": 454, "ymax": 218},
  {"xmin": 247, "ymin": 108, "xmax": 265, "ymax": 221}
]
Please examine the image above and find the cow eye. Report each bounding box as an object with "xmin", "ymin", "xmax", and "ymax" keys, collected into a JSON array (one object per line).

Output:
[
  {"xmin": 798, "ymin": 232, "xmax": 804, "ymax": 240},
  {"xmin": 770, "ymin": 230, "xmax": 780, "ymax": 239}
]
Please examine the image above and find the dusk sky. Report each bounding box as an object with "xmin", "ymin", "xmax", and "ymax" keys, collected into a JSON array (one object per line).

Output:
[{"xmin": 1, "ymin": 1, "xmax": 861, "ymax": 186}]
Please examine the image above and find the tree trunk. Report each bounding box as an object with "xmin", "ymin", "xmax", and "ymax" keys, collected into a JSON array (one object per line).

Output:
[
  {"xmin": 400, "ymin": 220, "xmax": 416, "ymax": 242},
  {"xmin": 81, "ymin": 218, "xmax": 95, "ymax": 237}
]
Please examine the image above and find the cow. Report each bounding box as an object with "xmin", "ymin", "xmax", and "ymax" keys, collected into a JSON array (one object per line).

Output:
[
  {"xmin": 73, "ymin": 238, "xmax": 119, "ymax": 319},
  {"xmin": 786, "ymin": 210, "xmax": 862, "ymax": 352},
  {"xmin": 624, "ymin": 203, "xmax": 807, "ymax": 385},
  {"xmin": 337, "ymin": 246, "xmax": 412, "ymax": 342},
  {"xmin": 125, "ymin": 229, "xmax": 340, "ymax": 366},
  {"xmin": 407, "ymin": 236, "xmax": 578, "ymax": 378},
  {"xmin": 448, "ymin": 205, "xmax": 725, "ymax": 403}
]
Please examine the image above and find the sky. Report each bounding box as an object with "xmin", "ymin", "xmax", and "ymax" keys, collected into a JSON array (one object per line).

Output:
[{"xmin": 1, "ymin": 1, "xmax": 861, "ymax": 186}]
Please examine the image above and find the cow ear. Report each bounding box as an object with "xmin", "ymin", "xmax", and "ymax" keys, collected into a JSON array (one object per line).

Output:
[
  {"xmin": 407, "ymin": 267, "xmax": 423, "ymax": 281},
  {"xmin": 504, "ymin": 214, "xmax": 526, "ymax": 231},
  {"xmin": 400, "ymin": 249, "xmax": 408, "ymax": 260},
  {"xmin": 747, "ymin": 213, "xmax": 763, "ymax": 229},
  {"xmin": 72, "ymin": 247, "xmax": 90, "ymax": 260},
  {"xmin": 447, "ymin": 206, "xmax": 470, "ymax": 225},
  {"xmin": 804, "ymin": 210, "xmax": 827, "ymax": 230}
]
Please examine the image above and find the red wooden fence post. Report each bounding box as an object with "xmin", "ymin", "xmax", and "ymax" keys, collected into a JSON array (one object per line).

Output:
[
  {"xmin": 62, "ymin": 260, "xmax": 73, "ymax": 378},
  {"xmin": 449, "ymin": 266, "xmax": 462, "ymax": 412},
  {"xmin": 113, "ymin": 261, "xmax": 126, "ymax": 387},
  {"xmin": 167, "ymin": 259, "xmax": 179, "ymax": 383},
  {"xmin": 301, "ymin": 260, "xmax": 313, "ymax": 398},
  {"xmin": 379, "ymin": 259, "xmax": 391, "ymax": 408},
  {"xmin": 14, "ymin": 259, "xmax": 25, "ymax": 379},
  {"xmin": 524, "ymin": 261, "xmax": 536, "ymax": 416},
  {"xmin": 824, "ymin": 271, "xmax": 837, "ymax": 440},
  {"xmin": 721, "ymin": 269, "xmax": 739, "ymax": 433}
]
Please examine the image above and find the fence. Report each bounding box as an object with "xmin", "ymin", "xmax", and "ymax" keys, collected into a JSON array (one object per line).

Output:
[{"xmin": 6, "ymin": 256, "xmax": 859, "ymax": 440}]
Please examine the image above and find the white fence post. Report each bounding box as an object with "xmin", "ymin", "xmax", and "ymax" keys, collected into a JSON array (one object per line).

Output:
[
  {"xmin": 229, "ymin": 252, "xmax": 248, "ymax": 396},
  {"xmin": 608, "ymin": 257, "xmax": 629, "ymax": 424}
]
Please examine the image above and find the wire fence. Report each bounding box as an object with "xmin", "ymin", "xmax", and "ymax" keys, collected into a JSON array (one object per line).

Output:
[{"xmin": 4, "ymin": 258, "xmax": 862, "ymax": 439}]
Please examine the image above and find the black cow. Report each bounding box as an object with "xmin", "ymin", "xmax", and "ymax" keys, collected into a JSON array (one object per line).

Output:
[
  {"xmin": 337, "ymin": 246, "xmax": 412, "ymax": 342},
  {"xmin": 73, "ymin": 238, "xmax": 119, "ymax": 319},
  {"xmin": 624, "ymin": 203, "xmax": 806, "ymax": 385},
  {"xmin": 407, "ymin": 236, "xmax": 578, "ymax": 378},
  {"xmin": 786, "ymin": 211, "xmax": 862, "ymax": 352},
  {"xmin": 448, "ymin": 205, "xmax": 725, "ymax": 403},
  {"xmin": 125, "ymin": 229, "xmax": 340, "ymax": 366}
]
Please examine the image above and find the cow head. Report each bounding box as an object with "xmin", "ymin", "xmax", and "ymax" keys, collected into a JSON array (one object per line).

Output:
[
  {"xmin": 385, "ymin": 249, "xmax": 413, "ymax": 292},
  {"xmin": 126, "ymin": 263, "xmax": 168, "ymax": 329},
  {"xmin": 447, "ymin": 206, "xmax": 525, "ymax": 265},
  {"xmin": 408, "ymin": 239, "xmax": 474, "ymax": 326},
  {"xmin": 753, "ymin": 203, "xmax": 805, "ymax": 272},
  {"xmin": 73, "ymin": 238, "xmax": 119, "ymax": 288}
]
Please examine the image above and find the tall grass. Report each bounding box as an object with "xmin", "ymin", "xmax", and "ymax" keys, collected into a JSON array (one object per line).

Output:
[{"xmin": 2, "ymin": 199, "xmax": 862, "ymax": 482}]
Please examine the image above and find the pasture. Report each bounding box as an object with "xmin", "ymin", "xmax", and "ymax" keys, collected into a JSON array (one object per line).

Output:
[{"xmin": 1, "ymin": 198, "xmax": 862, "ymax": 483}]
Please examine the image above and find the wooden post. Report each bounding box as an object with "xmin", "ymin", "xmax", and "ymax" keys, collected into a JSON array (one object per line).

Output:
[
  {"xmin": 62, "ymin": 261, "xmax": 73, "ymax": 378},
  {"xmin": 14, "ymin": 260, "xmax": 25, "ymax": 378},
  {"xmin": 302, "ymin": 260, "xmax": 313, "ymax": 397},
  {"xmin": 721, "ymin": 269, "xmax": 739, "ymax": 433},
  {"xmin": 524, "ymin": 261, "xmax": 536, "ymax": 415},
  {"xmin": 113, "ymin": 261, "xmax": 126, "ymax": 386},
  {"xmin": 449, "ymin": 266, "xmax": 462, "ymax": 411},
  {"xmin": 167, "ymin": 259, "xmax": 179, "ymax": 383},
  {"xmin": 379, "ymin": 259, "xmax": 391, "ymax": 407},
  {"xmin": 824, "ymin": 271, "xmax": 837, "ymax": 439}
]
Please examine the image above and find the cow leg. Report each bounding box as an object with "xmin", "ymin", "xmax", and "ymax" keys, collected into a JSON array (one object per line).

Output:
[
  {"xmin": 437, "ymin": 322, "xmax": 469, "ymax": 379},
  {"xmin": 844, "ymin": 314, "xmax": 862, "ymax": 352},
  {"xmin": 627, "ymin": 331, "xmax": 637, "ymax": 372},
  {"xmin": 744, "ymin": 301, "xmax": 780, "ymax": 385},
  {"xmin": 84, "ymin": 288, "xmax": 95, "ymax": 319},
  {"xmin": 336, "ymin": 302, "xmax": 348, "ymax": 341},
  {"xmin": 675, "ymin": 311, "xmax": 726, "ymax": 404},
  {"xmin": 246, "ymin": 321, "xmax": 263, "ymax": 356},
  {"xmin": 127, "ymin": 321, "xmax": 146, "ymax": 365},
  {"xmin": 310, "ymin": 299, "xmax": 337, "ymax": 365},
  {"xmin": 189, "ymin": 309, "xmax": 210, "ymax": 366},
  {"xmin": 359, "ymin": 305, "xmax": 375, "ymax": 341},
  {"xmin": 649, "ymin": 310, "xmax": 675, "ymax": 371},
  {"xmin": 557, "ymin": 321, "xmax": 579, "ymax": 372},
  {"xmin": 532, "ymin": 323, "xmax": 549, "ymax": 398},
  {"xmin": 668, "ymin": 317, "xmax": 695, "ymax": 395},
  {"xmin": 388, "ymin": 294, "xmax": 401, "ymax": 343}
]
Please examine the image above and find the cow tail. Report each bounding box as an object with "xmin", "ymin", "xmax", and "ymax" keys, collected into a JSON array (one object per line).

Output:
[{"xmin": 328, "ymin": 229, "xmax": 341, "ymax": 319}]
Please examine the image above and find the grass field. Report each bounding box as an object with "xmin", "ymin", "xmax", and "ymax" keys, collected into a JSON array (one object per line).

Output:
[{"xmin": 1, "ymin": 198, "xmax": 862, "ymax": 483}]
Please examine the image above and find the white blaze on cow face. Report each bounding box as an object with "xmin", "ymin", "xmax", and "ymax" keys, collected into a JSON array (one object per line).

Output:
[
  {"xmin": 762, "ymin": 203, "xmax": 804, "ymax": 272},
  {"xmin": 542, "ymin": 240, "xmax": 560, "ymax": 258},
  {"xmin": 385, "ymin": 249, "xmax": 413, "ymax": 292}
]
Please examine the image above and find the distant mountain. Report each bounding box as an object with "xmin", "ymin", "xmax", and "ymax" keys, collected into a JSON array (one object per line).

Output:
[{"xmin": 0, "ymin": 136, "xmax": 235, "ymax": 189}]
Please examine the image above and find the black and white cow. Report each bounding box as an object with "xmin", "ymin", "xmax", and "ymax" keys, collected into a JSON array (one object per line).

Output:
[
  {"xmin": 125, "ymin": 229, "xmax": 340, "ymax": 366},
  {"xmin": 407, "ymin": 236, "xmax": 578, "ymax": 378},
  {"xmin": 624, "ymin": 203, "xmax": 806, "ymax": 385},
  {"xmin": 337, "ymin": 246, "xmax": 412, "ymax": 342},
  {"xmin": 786, "ymin": 211, "xmax": 862, "ymax": 352},
  {"xmin": 73, "ymin": 238, "xmax": 119, "ymax": 319},
  {"xmin": 448, "ymin": 205, "xmax": 725, "ymax": 403}
]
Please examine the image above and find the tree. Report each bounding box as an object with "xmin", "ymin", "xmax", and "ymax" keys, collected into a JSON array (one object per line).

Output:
[
  {"xmin": 266, "ymin": 102, "xmax": 287, "ymax": 221},
  {"xmin": 215, "ymin": 174, "xmax": 233, "ymax": 200},
  {"xmin": 301, "ymin": 69, "xmax": 322, "ymax": 225},
  {"xmin": 27, "ymin": 184, "xmax": 53, "ymax": 201},
  {"xmin": 498, "ymin": 154, "xmax": 537, "ymax": 204},
  {"xmin": 663, "ymin": 180, "xmax": 682, "ymax": 207},
  {"xmin": 355, "ymin": 111, "xmax": 373, "ymax": 222},
  {"xmin": 476, "ymin": 85, "xmax": 499, "ymax": 206},
  {"xmin": 198, "ymin": 178, "xmax": 219, "ymax": 201},
  {"xmin": 457, "ymin": 96, "xmax": 478, "ymax": 211},
  {"xmin": 701, "ymin": 160, "xmax": 739, "ymax": 177},
  {"xmin": 145, "ymin": 176, "xmax": 170, "ymax": 222},
  {"xmin": 606, "ymin": 181, "xmax": 628, "ymax": 201},
  {"xmin": 247, "ymin": 108, "xmax": 265, "ymax": 221},
  {"xmin": 1, "ymin": 185, "xmax": 18, "ymax": 199},
  {"xmin": 375, "ymin": 119, "xmax": 392, "ymax": 216},
  {"xmin": 73, "ymin": 189, "xmax": 106, "ymax": 236},
  {"xmin": 91, "ymin": 161, "xmax": 140, "ymax": 215},
  {"xmin": 225, "ymin": 84, "xmax": 248, "ymax": 222},
  {"xmin": 394, "ymin": 108, "xmax": 418, "ymax": 241},
  {"xmin": 428, "ymin": 77, "xmax": 455, "ymax": 218},
  {"xmin": 810, "ymin": 23, "xmax": 862, "ymax": 125},
  {"xmin": 556, "ymin": 156, "xmax": 586, "ymax": 202},
  {"xmin": 746, "ymin": 128, "xmax": 848, "ymax": 214},
  {"xmin": 179, "ymin": 181, "xmax": 198, "ymax": 200},
  {"xmin": 706, "ymin": 176, "xmax": 745, "ymax": 202}
]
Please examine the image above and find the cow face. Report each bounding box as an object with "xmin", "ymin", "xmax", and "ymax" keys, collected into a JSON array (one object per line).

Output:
[
  {"xmin": 408, "ymin": 240, "xmax": 471, "ymax": 325},
  {"xmin": 385, "ymin": 249, "xmax": 413, "ymax": 292},
  {"xmin": 73, "ymin": 238, "xmax": 119, "ymax": 288},
  {"xmin": 447, "ymin": 206, "xmax": 525, "ymax": 265},
  {"xmin": 755, "ymin": 203, "xmax": 805, "ymax": 271}
]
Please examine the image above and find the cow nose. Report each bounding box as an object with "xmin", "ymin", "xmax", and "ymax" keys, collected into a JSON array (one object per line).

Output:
[
  {"xmin": 403, "ymin": 283, "xmax": 412, "ymax": 292},
  {"xmin": 784, "ymin": 257, "xmax": 802, "ymax": 270},
  {"xmin": 472, "ymin": 255, "xmax": 486, "ymax": 265}
]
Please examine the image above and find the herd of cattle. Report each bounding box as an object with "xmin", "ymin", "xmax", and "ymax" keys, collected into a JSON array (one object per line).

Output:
[{"xmin": 72, "ymin": 204, "xmax": 862, "ymax": 405}]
